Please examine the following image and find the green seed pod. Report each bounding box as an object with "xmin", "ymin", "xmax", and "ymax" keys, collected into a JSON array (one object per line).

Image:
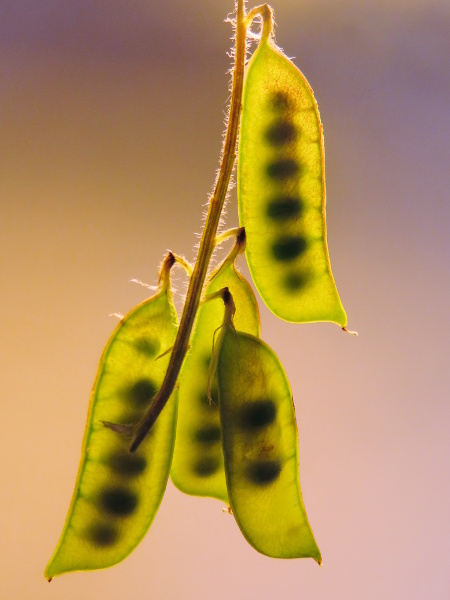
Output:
[
  {"xmin": 215, "ymin": 292, "xmax": 321, "ymax": 560},
  {"xmin": 171, "ymin": 232, "xmax": 260, "ymax": 502},
  {"xmin": 238, "ymin": 34, "xmax": 347, "ymax": 326},
  {"xmin": 45, "ymin": 254, "xmax": 179, "ymax": 579}
]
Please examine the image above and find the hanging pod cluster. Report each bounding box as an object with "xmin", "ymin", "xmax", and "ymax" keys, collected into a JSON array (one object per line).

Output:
[
  {"xmin": 170, "ymin": 232, "xmax": 320, "ymax": 561},
  {"xmin": 45, "ymin": 2, "xmax": 351, "ymax": 579}
]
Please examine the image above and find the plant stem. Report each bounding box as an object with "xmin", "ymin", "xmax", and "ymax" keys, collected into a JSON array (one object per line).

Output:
[{"xmin": 130, "ymin": 0, "xmax": 247, "ymax": 452}]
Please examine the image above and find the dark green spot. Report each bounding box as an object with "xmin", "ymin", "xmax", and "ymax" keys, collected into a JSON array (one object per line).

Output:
[
  {"xmin": 265, "ymin": 120, "xmax": 298, "ymax": 146},
  {"xmin": 194, "ymin": 425, "xmax": 221, "ymax": 444},
  {"xmin": 109, "ymin": 452, "xmax": 147, "ymax": 478},
  {"xmin": 129, "ymin": 379, "xmax": 157, "ymax": 406},
  {"xmin": 272, "ymin": 236, "xmax": 307, "ymax": 262},
  {"xmin": 247, "ymin": 460, "xmax": 282, "ymax": 485},
  {"xmin": 203, "ymin": 353, "xmax": 212, "ymax": 369},
  {"xmin": 134, "ymin": 338, "xmax": 159, "ymax": 357},
  {"xmin": 284, "ymin": 271, "xmax": 309, "ymax": 291},
  {"xmin": 193, "ymin": 456, "xmax": 220, "ymax": 477},
  {"xmin": 87, "ymin": 523, "xmax": 118, "ymax": 546},
  {"xmin": 238, "ymin": 400, "xmax": 276, "ymax": 429},
  {"xmin": 266, "ymin": 197, "xmax": 303, "ymax": 221},
  {"xmin": 270, "ymin": 92, "xmax": 291, "ymax": 111},
  {"xmin": 100, "ymin": 487, "xmax": 138, "ymax": 516},
  {"xmin": 266, "ymin": 159, "xmax": 301, "ymax": 180}
]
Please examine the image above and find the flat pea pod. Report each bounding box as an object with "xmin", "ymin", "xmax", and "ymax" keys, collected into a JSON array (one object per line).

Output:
[
  {"xmin": 238, "ymin": 34, "xmax": 347, "ymax": 326},
  {"xmin": 171, "ymin": 233, "xmax": 260, "ymax": 502},
  {"xmin": 216, "ymin": 295, "xmax": 321, "ymax": 560},
  {"xmin": 45, "ymin": 254, "xmax": 178, "ymax": 579}
]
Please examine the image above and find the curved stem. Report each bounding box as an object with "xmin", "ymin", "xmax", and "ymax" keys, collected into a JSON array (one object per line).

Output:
[
  {"xmin": 245, "ymin": 4, "xmax": 274, "ymax": 41},
  {"xmin": 213, "ymin": 226, "xmax": 244, "ymax": 248},
  {"xmin": 130, "ymin": 0, "xmax": 247, "ymax": 452}
]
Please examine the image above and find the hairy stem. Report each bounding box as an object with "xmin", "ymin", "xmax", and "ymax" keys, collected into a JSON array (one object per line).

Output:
[{"xmin": 130, "ymin": 0, "xmax": 247, "ymax": 452}]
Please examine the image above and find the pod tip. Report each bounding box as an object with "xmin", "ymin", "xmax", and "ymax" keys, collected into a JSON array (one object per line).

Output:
[{"xmin": 342, "ymin": 326, "xmax": 358, "ymax": 336}]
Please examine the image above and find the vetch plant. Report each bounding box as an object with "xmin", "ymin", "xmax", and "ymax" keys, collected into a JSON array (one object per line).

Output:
[{"xmin": 45, "ymin": 0, "xmax": 354, "ymax": 580}]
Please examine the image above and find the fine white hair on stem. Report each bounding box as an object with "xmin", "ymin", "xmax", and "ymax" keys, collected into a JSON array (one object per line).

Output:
[
  {"xmin": 109, "ymin": 312, "xmax": 124, "ymax": 320},
  {"xmin": 129, "ymin": 279, "xmax": 158, "ymax": 291}
]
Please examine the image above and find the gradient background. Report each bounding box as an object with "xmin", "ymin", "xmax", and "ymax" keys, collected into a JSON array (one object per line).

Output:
[{"xmin": 1, "ymin": 1, "xmax": 449, "ymax": 598}]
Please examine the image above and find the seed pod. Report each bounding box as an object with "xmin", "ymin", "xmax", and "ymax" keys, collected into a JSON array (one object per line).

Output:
[
  {"xmin": 171, "ymin": 233, "xmax": 260, "ymax": 502},
  {"xmin": 45, "ymin": 255, "xmax": 178, "ymax": 579},
  {"xmin": 215, "ymin": 293, "xmax": 321, "ymax": 560},
  {"xmin": 238, "ymin": 35, "xmax": 347, "ymax": 326}
]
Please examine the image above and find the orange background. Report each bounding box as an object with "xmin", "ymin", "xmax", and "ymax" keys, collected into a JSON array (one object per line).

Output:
[{"xmin": 1, "ymin": 1, "xmax": 449, "ymax": 598}]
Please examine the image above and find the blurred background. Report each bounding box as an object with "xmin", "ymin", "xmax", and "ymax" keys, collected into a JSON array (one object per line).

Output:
[{"xmin": 1, "ymin": 0, "xmax": 449, "ymax": 598}]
